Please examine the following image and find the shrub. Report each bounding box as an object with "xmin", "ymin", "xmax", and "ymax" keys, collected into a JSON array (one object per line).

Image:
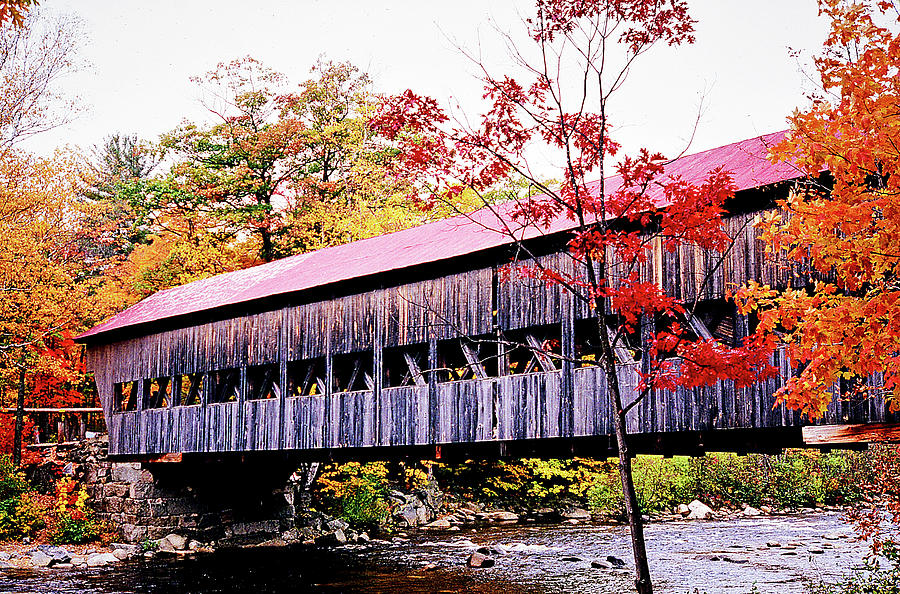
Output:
[
  {"xmin": 315, "ymin": 462, "xmax": 390, "ymax": 529},
  {"xmin": 0, "ymin": 454, "xmax": 46, "ymax": 540},
  {"xmin": 0, "ymin": 455, "xmax": 28, "ymax": 502},
  {"xmin": 46, "ymin": 477, "xmax": 101, "ymax": 544},
  {"xmin": 436, "ymin": 458, "xmax": 610, "ymax": 509},
  {"xmin": 688, "ymin": 450, "xmax": 871, "ymax": 510},
  {"xmin": 0, "ymin": 491, "xmax": 48, "ymax": 540},
  {"xmin": 585, "ymin": 450, "xmax": 871, "ymax": 516},
  {"xmin": 632, "ymin": 456, "xmax": 694, "ymax": 514}
]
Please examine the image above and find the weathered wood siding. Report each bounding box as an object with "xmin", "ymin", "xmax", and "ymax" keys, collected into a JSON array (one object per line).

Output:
[{"xmin": 85, "ymin": 209, "xmax": 887, "ymax": 458}]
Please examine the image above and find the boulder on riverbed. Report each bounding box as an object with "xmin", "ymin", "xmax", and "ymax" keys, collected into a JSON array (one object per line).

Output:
[
  {"xmin": 315, "ymin": 529, "xmax": 348, "ymax": 547},
  {"xmin": 111, "ymin": 543, "xmax": 140, "ymax": 557},
  {"xmin": 30, "ymin": 551, "xmax": 52, "ymax": 567},
  {"xmin": 687, "ymin": 500, "xmax": 714, "ymax": 520},
  {"xmin": 423, "ymin": 517, "xmax": 453, "ymax": 530},
  {"xmin": 467, "ymin": 551, "xmax": 495, "ymax": 568},
  {"xmin": 560, "ymin": 508, "xmax": 591, "ymax": 522},
  {"xmin": 86, "ymin": 552, "xmax": 118, "ymax": 567},
  {"xmin": 476, "ymin": 510, "xmax": 519, "ymax": 524},
  {"xmin": 606, "ymin": 555, "xmax": 627, "ymax": 568}
]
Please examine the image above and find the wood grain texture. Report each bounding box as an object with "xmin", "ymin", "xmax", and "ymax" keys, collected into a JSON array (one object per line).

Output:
[
  {"xmin": 85, "ymin": 210, "xmax": 887, "ymax": 457},
  {"xmin": 803, "ymin": 423, "xmax": 900, "ymax": 444}
]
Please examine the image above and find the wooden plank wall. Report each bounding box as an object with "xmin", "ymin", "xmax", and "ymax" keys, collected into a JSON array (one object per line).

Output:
[{"xmin": 86, "ymin": 209, "xmax": 886, "ymax": 457}]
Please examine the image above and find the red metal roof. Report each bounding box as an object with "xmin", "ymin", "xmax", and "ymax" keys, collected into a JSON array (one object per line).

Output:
[{"xmin": 79, "ymin": 130, "xmax": 800, "ymax": 342}]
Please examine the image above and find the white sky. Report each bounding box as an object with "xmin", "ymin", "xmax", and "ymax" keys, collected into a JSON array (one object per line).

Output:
[{"xmin": 26, "ymin": 0, "xmax": 829, "ymax": 165}]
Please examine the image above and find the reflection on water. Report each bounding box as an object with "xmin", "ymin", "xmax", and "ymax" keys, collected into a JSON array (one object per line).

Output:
[{"xmin": 0, "ymin": 513, "xmax": 866, "ymax": 594}]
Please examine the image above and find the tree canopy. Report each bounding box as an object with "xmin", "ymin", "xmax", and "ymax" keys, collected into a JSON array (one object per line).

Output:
[{"xmin": 736, "ymin": 0, "xmax": 900, "ymax": 417}]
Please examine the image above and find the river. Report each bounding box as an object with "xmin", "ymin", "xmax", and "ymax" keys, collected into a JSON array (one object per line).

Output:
[{"xmin": 0, "ymin": 512, "xmax": 868, "ymax": 593}]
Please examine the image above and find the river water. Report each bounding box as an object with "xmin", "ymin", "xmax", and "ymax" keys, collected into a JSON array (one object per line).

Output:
[{"xmin": 0, "ymin": 513, "xmax": 869, "ymax": 594}]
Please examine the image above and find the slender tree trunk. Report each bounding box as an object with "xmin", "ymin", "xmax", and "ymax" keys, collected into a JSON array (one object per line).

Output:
[
  {"xmin": 13, "ymin": 365, "xmax": 25, "ymax": 467},
  {"xmin": 588, "ymin": 255, "xmax": 653, "ymax": 593},
  {"xmin": 610, "ymin": 379, "xmax": 652, "ymax": 594}
]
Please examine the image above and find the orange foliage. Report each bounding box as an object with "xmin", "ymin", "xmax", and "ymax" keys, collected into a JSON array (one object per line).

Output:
[
  {"xmin": 0, "ymin": 151, "xmax": 98, "ymax": 450},
  {"xmin": 736, "ymin": 0, "xmax": 900, "ymax": 417}
]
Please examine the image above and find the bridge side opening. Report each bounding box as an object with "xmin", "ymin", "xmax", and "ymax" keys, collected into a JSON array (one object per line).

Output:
[
  {"xmin": 176, "ymin": 373, "xmax": 203, "ymax": 406},
  {"xmin": 287, "ymin": 357, "xmax": 327, "ymax": 396}
]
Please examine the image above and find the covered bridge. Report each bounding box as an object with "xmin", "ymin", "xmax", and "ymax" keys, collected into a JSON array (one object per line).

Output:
[{"xmin": 77, "ymin": 131, "xmax": 891, "ymax": 461}]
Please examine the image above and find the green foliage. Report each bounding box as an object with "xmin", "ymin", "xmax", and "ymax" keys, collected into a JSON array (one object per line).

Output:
[
  {"xmin": 314, "ymin": 462, "xmax": 391, "ymax": 529},
  {"xmin": 687, "ymin": 450, "xmax": 867, "ymax": 509},
  {"xmin": 438, "ymin": 450, "xmax": 870, "ymax": 516},
  {"xmin": 47, "ymin": 511, "xmax": 99, "ymax": 544},
  {"xmin": 0, "ymin": 454, "xmax": 45, "ymax": 539},
  {"xmin": 435, "ymin": 458, "xmax": 609, "ymax": 509},
  {"xmin": 139, "ymin": 537, "xmax": 159, "ymax": 552},
  {"xmin": 0, "ymin": 454, "xmax": 28, "ymax": 502},
  {"xmin": 632, "ymin": 456, "xmax": 695, "ymax": 514},
  {"xmin": 0, "ymin": 491, "xmax": 45, "ymax": 539}
]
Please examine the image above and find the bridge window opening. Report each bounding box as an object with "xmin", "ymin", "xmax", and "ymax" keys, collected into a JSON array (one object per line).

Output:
[
  {"xmin": 690, "ymin": 299, "xmax": 736, "ymax": 345},
  {"xmin": 332, "ymin": 352, "xmax": 374, "ymax": 393},
  {"xmin": 113, "ymin": 380, "xmax": 139, "ymax": 412},
  {"xmin": 383, "ymin": 344, "xmax": 428, "ymax": 388},
  {"xmin": 287, "ymin": 357, "xmax": 326, "ymax": 397},
  {"xmin": 574, "ymin": 317, "xmax": 641, "ymax": 368},
  {"xmin": 208, "ymin": 368, "xmax": 240, "ymax": 403},
  {"xmin": 435, "ymin": 337, "xmax": 495, "ymax": 382},
  {"xmin": 144, "ymin": 376, "xmax": 171, "ymax": 409},
  {"xmin": 574, "ymin": 319, "xmax": 603, "ymax": 367},
  {"xmin": 176, "ymin": 373, "xmax": 203, "ymax": 406},
  {"xmin": 501, "ymin": 325, "xmax": 562, "ymax": 374},
  {"xmin": 248, "ymin": 364, "xmax": 280, "ymax": 400}
]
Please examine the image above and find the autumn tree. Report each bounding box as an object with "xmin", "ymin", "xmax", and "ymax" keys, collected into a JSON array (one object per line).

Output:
[
  {"xmin": 0, "ymin": 0, "xmax": 37, "ymax": 28},
  {"xmin": 0, "ymin": 151, "xmax": 97, "ymax": 461},
  {"xmin": 372, "ymin": 1, "xmax": 775, "ymax": 591},
  {"xmin": 0, "ymin": 8, "xmax": 82, "ymax": 154},
  {"xmin": 734, "ymin": 0, "xmax": 900, "ymax": 555},
  {"xmin": 153, "ymin": 57, "xmax": 417, "ymax": 265},
  {"xmin": 276, "ymin": 58, "xmax": 421, "ymax": 253},
  {"xmin": 737, "ymin": 0, "xmax": 900, "ymax": 417}
]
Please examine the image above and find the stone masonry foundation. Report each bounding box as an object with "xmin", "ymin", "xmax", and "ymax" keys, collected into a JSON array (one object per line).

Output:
[{"xmin": 42, "ymin": 438, "xmax": 301, "ymax": 544}]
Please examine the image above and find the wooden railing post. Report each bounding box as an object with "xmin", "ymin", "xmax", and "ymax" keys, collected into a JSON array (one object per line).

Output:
[
  {"xmin": 561, "ymin": 291, "xmax": 575, "ymax": 438},
  {"xmin": 324, "ymin": 315, "xmax": 333, "ymax": 448},
  {"xmin": 278, "ymin": 310, "xmax": 288, "ymax": 450},
  {"xmin": 374, "ymin": 296, "xmax": 384, "ymax": 447}
]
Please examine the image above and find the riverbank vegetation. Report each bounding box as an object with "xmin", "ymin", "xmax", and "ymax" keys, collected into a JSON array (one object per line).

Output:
[
  {"xmin": 438, "ymin": 450, "xmax": 869, "ymax": 516},
  {"xmin": 313, "ymin": 448, "xmax": 872, "ymax": 530},
  {"xmin": 0, "ymin": 454, "xmax": 102, "ymax": 544}
]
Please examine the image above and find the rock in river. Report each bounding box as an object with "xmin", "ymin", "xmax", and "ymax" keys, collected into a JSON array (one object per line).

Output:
[
  {"xmin": 687, "ymin": 500, "xmax": 714, "ymax": 520},
  {"xmin": 606, "ymin": 555, "xmax": 627, "ymax": 568},
  {"xmin": 423, "ymin": 517, "xmax": 453, "ymax": 531},
  {"xmin": 315, "ymin": 529, "xmax": 348, "ymax": 547},
  {"xmin": 30, "ymin": 551, "xmax": 52, "ymax": 567},
  {"xmin": 477, "ymin": 511, "xmax": 519, "ymax": 524},
  {"xmin": 560, "ymin": 508, "xmax": 591, "ymax": 521},
  {"xmin": 467, "ymin": 551, "xmax": 495, "ymax": 568}
]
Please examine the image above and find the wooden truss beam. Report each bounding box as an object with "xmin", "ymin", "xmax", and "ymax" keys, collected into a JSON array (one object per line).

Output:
[
  {"xmin": 525, "ymin": 334, "xmax": 557, "ymax": 373},
  {"xmin": 461, "ymin": 343, "xmax": 488, "ymax": 379},
  {"xmin": 403, "ymin": 353, "xmax": 427, "ymax": 386},
  {"xmin": 687, "ymin": 314, "xmax": 714, "ymax": 341}
]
